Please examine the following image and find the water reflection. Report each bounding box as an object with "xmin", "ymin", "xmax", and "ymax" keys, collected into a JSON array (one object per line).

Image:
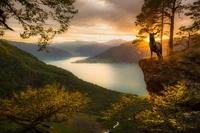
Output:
[{"xmin": 46, "ymin": 57, "xmax": 147, "ymax": 95}]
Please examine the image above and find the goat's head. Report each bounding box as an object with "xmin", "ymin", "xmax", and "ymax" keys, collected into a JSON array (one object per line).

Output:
[
  {"xmin": 145, "ymin": 29, "xmax": 160, "ymax": 36},
  {"xmin": 147, "ymin": 30, "xmax": 160, "ymax": 40},
  {"xmin": 149, "ymin": 33, "xmax": 156, "ymax": 39}
]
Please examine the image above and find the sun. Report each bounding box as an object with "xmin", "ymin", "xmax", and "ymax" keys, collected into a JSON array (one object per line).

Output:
[
  {"xmin": 145, "ymin": 35, "xmax": 168, "ymax": 43},
  {"xmin": 122, "ymin": 36, "xmax": 136, "ymax": 41}
]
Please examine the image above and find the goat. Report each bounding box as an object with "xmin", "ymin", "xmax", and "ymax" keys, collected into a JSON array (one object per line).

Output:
[{"xmin": 146, "ymin": 30, "xmax": 163, "ymax": 60}]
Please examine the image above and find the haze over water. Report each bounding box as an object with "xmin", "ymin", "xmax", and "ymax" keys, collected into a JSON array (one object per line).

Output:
[{"xmin": 46, "ymin": 57, "xmax": 147, "ymax": 95}]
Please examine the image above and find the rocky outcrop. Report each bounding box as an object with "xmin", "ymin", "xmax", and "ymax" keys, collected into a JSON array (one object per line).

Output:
[
  {"xmin": 139, "ymin": 43, "xmax": 200, "ymax": 110},
  {"xmin": 139, "ymin": 43, "xmax": 200, "ymax": 94}
]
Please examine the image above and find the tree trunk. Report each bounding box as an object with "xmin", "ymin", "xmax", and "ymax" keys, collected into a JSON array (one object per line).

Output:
[
  {"xmin": 161, "ymin": 3, "xmax": 165, "ymax": 44},
  {"xmin": 169, "ymin": 11, "xmax": 175, "ymax": 55},
  {"xmin": 188, "ymin": 33, "xmax": 191, "ymax": 48}
]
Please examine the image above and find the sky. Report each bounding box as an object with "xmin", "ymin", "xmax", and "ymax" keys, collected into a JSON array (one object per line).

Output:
[{"xmin": 1, "ymin": 0, "xmax": 195, "ymax": 43}]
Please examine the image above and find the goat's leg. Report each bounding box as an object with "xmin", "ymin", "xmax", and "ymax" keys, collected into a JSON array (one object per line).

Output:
[
  {"xmin": 158, "ymin": 52, "xmax": 163, "ymax": 60},
  {"xmin": 156, "ymin": 52, "xmax": 160, "ymax": 60},
  {"xmin": 151, "ymin": 51, "xmax": 153, "ymax": 59},
  {"xmin": 159, "ymin": 51, "xmax": 163, "ymax": 60}
]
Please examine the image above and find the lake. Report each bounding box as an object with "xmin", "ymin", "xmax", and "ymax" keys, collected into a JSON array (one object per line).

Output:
[{"xmin": 45, "ymin": 57, "xmax": 147, "ymax": 95}]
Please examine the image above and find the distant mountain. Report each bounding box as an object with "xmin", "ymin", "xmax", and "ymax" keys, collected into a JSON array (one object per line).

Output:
[
  {"xmin": 75, "ymin": 43, "xmax": 112, "ymax": 56},
  {"xmin": 52, "ymin": 41, "xmax": 98, "ymax": 50},
  {"xmin": 76, "ymin": 41, "xmax": 149, "ymax": 63},
  {"xmin": 103, "ymin": 39, "xmax": 127, "ymax": 46},
  {"xmin": 75, "ymin": 39, "xmax": 188, "ymax": 64},
  {"xmin": 5, "ymin": 40, "xmax": 129, "ymax": 60},
  {"xmin": 6, "ymin": 40, "xmax": 72, "ymax": 60},
  {"xmin": 51, "ymin": 40, "xmax": 116, "ymax": 56}
]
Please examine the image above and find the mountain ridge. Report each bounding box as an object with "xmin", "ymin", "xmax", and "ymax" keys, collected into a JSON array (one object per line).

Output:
[
  {"xmin": 5, "ymin": 40, "xmax": 73, "ymax": 60},
  {"xmin": 75, "ymin": 41, "xmax": 149, "ymax": 63},
  {"xmin": 51, "ymin": 39, "xmax": 125, "ymax": 57}
]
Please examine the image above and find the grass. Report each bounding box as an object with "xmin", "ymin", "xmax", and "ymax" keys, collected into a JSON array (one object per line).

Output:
[
  {"xmin": 40, "ymin": 122, "xmax": 86, "ymax": 133},
  {"xmin": 0, "ymin": 121, "xmax": 20, "ymax": 133},
  {"xmin": 0, "ymin": 113, "xmax": 102, "ymax": 133}
]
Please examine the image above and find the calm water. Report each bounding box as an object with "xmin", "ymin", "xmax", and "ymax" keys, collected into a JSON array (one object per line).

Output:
[{"xmin": 45, "ymin": 57, "xmax": 147, "ymax": 95}]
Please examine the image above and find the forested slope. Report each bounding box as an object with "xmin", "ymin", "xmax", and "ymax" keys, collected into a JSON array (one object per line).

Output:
[{"xmin": 0, "ymin": 40, "xmax": 121, "ymax": 115}]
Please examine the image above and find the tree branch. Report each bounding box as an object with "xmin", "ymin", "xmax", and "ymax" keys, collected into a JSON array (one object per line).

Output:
[{"xmin": 0, "ymin": 9, "xmax": 14, "ymax": 31}]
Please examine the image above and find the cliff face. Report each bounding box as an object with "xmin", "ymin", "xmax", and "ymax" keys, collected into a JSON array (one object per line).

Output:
[
  {"xmin": 139, "ymin": 43, "xmax": 200, "ymax": 111},
  {"xmin": 139, "ymin": 43, "xmax": 200, "ymax": 94}
]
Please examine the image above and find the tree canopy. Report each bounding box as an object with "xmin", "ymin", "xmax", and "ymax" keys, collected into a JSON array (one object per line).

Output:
[
  {"xmin": 175, "ymin": 25, "xmax": 197, "ymax": 49},
  {"xmin": 136, "ymin": 0, "xmax": 186, "ymax": 55},
  {"xmin": 0, "ymin": 83, "xmax": 87, "ymax": 130},
  {"xmin": 103, "ymin": 83, "xmax": 200, "ymax": 133},
  {"xmin": 186, "ymin": 0, "xmax": 200, "ymax": 30},
  {"xmin": 0, "ymin": 0, "xmax": 77, "ymax": 50}
]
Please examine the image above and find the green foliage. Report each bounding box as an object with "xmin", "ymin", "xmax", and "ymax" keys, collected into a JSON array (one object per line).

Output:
[
  {"xmin": 0, "ymin": 83, "xmax": 87, "ymax": 129},
  {"xmin": 102, "ymin": 95, "xmax": 149, "ymax": 133},
  {"xmin": 0, "ymin": 120, "xmax": 20, "ymax": 133},
  {"xmin": 44, "ymin": 122, "xmax": 88, "ymax": 133},
  {"xmin": 135, "ymin": 0, "xmax": 164, "ymax": 42},
  {"xmin": 135, "ymin": 0, "xmax": 163, "ymax": 31},
  {"xmin": 136, "ymin": 0, "xmax": 186, "ymax": 55},
  {"xmin": 186, "ymin": 0, "xmax": 200, "ymax": 30},
  {"xmin": 137, "ymin": 83, "xmax": 200, "ymax": 132},
  {"xmin": 103, "ymin": 83, "xmax": 200, "ymax": 133},
  {"xmin": 0, "ymin": 40, "xmax": 122, "ymax": 116},
  {"xmin": 0, "ymin": 0, "xmax": 77, "ymax": 50},
  {"xmin": 175, "ymin": 25, "xmax": 198, "ymax": 49}
]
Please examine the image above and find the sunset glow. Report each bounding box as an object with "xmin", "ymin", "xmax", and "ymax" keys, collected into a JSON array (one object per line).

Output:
[
  {"xmin": 145, "ymin": 35, "xmax": 169, "ymax": 43},
  {"xmin": 0, "ymin": 0, "xmax": 193, "ymax": 43}
]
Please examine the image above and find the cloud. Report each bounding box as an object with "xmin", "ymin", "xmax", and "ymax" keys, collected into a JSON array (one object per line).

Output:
[
  {"xmin": 72, "ymin": 0, "xmax": 194, "ymax": 33},
  {"xmin": 2, "ymin": 0, "xmax": 195, "ymax": 43},
  {"xmin": 72, "ymin": 0, "xmax": 143, "ymax": 32},
  {"xmin": 103, "ymin": 0, "xmax": 143, "ymax": 13}
]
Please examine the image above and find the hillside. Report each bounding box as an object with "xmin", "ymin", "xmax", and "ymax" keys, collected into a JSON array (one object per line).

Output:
[
  {"xmin": 51, "ymin": 41, "xmax": 113, "ymax": 56},
  {"xmin": 0, "ymin": 40, "xmax": 121, "ymax": 115},
  {"xmin": 6, "ymin": 40, "xmax": 73, "ymax": 60},
  {"xmin": 75, "ymin": 44, "xmax": 111, "ymax": 56},
  {"xmin": 139, "ymin": 42, "xmax": 200, "ymax": 110},
  {"xmin": 103, "ymin": 39, "xmax": 127, "ymax": 46},
  {"xmin": 75, "ymin": 41, "xmax": 148, "ymax": 63}
]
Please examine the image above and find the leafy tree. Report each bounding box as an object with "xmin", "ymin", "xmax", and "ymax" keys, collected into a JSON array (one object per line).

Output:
[
  {"xmin": 103, "ymin": 83, "xmax": 200, "ymax": 133},
  {"xmin": 175, "ymin": 25, "xmax": 197, "ymax": 49},
  {"xmin": 163, "ymin": 0, "xmax": 186, "ymax": 55},
  {"xmin": 102, "ymin": 95, "xmax": 149, "ymax": 133},
  {"xmin": 185, "ymin": 0, "xmax": 200, "ymax": 30},
  {"xmin": 136, "ymin": 0, "xmax": 186, "ymax": 55},
  {"xmin": 0, "ymin": 83, "xmax": 87, "ymax": 130},
  {"xmin": 137, "ymin": 82, "xmax": 200, "ymax": 133},
  {"xmin": 0, "ymin": 0, "xmax": 77, "ymax": 50},
  {"xmin": 135, "ymin": 0, "xmax": 165, "ymax": 42}
]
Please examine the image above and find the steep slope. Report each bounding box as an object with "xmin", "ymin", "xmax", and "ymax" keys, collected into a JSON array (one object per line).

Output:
[
  {"xmin": 7, "ymin": 40, "xmax": 72, "ymax": 60},
  {"xmin": 76, "ymin": 41, "xmax": 148, "ymax": 63},
  {"xmin": 0, "ymin": 40, "xmax": 121, "ymax": 115}
]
